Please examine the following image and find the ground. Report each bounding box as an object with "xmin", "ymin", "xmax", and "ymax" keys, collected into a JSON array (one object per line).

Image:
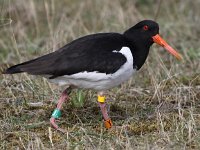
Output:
[{"xmin": 0, "ymin": 0, "xmax": 200, "ymax": 149}]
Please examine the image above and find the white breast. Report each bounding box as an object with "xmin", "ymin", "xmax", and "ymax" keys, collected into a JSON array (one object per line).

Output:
[{"xmin": 49, "ymin": 47, "xmax": 136, "ymax": 91}]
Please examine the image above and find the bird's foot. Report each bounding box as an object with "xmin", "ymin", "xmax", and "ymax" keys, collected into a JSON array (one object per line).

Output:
[
  {"xmin": 104, "ymin": 118, "xmax": 113, "ymax": 129},
  {"xmin": 50, "ymin": 108, "xmax": 66, "ymax": 132},
  {"xmin": 49, "ymin": 88, "xmax": 72, "ymax": 133},
  {"xmin": 50, "ymin": 117, "xmax": 67, "ymax": 133}
]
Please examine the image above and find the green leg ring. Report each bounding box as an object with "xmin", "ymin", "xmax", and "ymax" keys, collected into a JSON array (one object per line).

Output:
[{"xmin": 51, "ymin": 108, "xmax": 61, "ymax": 119}]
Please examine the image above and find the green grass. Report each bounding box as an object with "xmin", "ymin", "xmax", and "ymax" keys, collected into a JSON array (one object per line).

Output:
[{"xmin": 0, "ymin": 0, "xmax": 200, "ymax": 149}]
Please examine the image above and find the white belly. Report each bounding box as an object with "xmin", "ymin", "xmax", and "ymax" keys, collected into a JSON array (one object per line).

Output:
[{"xmin": 48, "ymin": 47, "xmax": 136, "ymax": 91}]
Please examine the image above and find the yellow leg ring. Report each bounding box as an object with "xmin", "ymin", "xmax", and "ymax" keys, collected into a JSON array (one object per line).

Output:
[{"xmin": 98, "ymin": 95, "xmax": 105, "ymax": 103}]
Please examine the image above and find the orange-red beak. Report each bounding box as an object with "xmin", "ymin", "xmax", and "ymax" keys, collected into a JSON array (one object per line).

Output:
[{"xmin": 152, "ymin": 34, "xmax": 182, "ymax": 60}]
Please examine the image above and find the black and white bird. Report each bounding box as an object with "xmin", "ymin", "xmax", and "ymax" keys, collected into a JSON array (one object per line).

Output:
[{"xmin": 3, "ymin": 20, "xmax": 182, "ymax": 132}]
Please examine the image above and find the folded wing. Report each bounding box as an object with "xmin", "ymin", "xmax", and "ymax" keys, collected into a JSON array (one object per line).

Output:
[{"xmin": 4, "ymin": 33, "xmax": 129, "ymax": 79}]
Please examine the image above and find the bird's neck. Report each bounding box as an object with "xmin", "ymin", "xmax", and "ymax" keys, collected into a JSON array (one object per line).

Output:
[
  {"xmin": 126, "ymin": 38, "xmax": 152, "ymax": 70},
  {"xmin": 133, "ymin": 43, "xmax": 151, "ymax": 70}
]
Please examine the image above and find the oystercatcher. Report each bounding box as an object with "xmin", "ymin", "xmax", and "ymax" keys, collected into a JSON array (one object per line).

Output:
[{"xmin": 3, "ymin": 20, "xmax": 182, "ymax": 132}]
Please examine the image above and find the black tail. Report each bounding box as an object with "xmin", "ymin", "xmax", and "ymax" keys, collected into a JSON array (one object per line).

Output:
[
  {"xmin": 3, "ymin": 63, "xmax": 25, "ymax": 74},
  {"xmin": 3, "ymin": 60, "xmax": 52, "ymax": 75},
  {"xmin": 3, "ymin": 52, "xmax": 59, "ymax": 75}
]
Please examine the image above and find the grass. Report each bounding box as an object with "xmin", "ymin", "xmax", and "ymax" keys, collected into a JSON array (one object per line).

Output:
[{"xmin": 0, "ymin": 0, "xmax": 200, "ymax": 149}]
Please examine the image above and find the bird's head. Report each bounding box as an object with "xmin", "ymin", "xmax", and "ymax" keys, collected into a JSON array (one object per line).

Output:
[{"xmin": 124, "ymin": 20, "xmax": 182, "ymax": 60}]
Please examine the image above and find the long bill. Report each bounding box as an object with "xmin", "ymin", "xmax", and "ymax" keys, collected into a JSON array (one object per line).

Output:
[{"xmin": 152, "ymin": 34, "xmax": 182, "ymax": 60}]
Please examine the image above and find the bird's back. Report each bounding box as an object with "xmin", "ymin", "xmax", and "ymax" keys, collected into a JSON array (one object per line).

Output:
[{"xmin": 4, "ymin": 33, "xmax": 129, "ymax": 79}]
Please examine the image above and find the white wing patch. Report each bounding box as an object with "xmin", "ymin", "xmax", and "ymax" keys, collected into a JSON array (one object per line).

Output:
[{"xmin": 49, "ymin": 47, "xmax": 136, "ymax": 90}]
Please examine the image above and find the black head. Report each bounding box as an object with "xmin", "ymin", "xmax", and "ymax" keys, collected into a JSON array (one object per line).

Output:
[
  {"xmin": 124, "ymin": 20, "xmax": 159, "ymax": 47},
  {"xmin": 123, "ymin": 20, "xmax": 182, "ymax": 70}
]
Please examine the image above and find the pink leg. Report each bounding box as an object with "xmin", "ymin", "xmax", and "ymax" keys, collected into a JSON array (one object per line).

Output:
[
  {"xmin": 50, "ymin": 88, "xmax": 71, "ymax": 132},
  {"xmin": 98, "ymin": 102, "xmax": 110, "ymax": 121},
  {"xmin": 97, "ymin": 93, "xmax": 113, "ymax": 129}
]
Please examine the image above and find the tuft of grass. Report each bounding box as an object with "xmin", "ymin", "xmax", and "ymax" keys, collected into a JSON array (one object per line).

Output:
[{"xmin": 0, "ymin": 0, "xmax": 200, "ymax": 149}]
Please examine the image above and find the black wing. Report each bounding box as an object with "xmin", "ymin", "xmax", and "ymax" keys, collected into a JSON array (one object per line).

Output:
[{"xmin": 4, "ymin": 33, "xmax": 129, "ymax": 79}]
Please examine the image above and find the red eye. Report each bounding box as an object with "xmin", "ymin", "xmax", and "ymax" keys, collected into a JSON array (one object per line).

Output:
[{"xmin": 143, "ymin": 25, "xmax": 149, "ymax": 31}]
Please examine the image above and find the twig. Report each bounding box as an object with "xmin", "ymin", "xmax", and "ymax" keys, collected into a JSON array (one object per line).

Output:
[{"xmin": 154, "ymin": 0, "xmax": 163, "ymax": 20}]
